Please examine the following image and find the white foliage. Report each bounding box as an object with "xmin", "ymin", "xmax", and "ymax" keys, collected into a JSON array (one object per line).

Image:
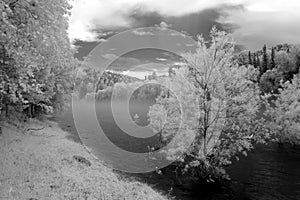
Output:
[
  {"xmin": 265, "ymin": 74, "xmax": 300, "ymax": 145},
  {"xmin": 148, "ymin": 28, "xmax": 269, "ymax": 179}
]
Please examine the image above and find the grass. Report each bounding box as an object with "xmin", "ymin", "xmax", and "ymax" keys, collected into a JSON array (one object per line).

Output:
[{"xmin": 0, "ymin": 120, "xmax": 170, "ymax": 200}]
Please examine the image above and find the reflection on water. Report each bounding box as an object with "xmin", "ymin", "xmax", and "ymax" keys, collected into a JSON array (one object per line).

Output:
[{"xmin": 57, "ymin": 101, "xmax": 300, "ymax": 200}]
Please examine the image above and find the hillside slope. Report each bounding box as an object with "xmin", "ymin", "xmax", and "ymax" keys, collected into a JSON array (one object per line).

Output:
[{"xmin": 0, "ymin": 120, "xmax": 169, "ymax": 200}]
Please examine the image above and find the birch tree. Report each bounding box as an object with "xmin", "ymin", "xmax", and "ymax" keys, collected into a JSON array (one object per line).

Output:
[{"xmin": 148, "ymin": 28, "xmax": 270, "ymax": 181}]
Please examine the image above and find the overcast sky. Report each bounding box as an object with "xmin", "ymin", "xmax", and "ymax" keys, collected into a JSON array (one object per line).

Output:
[
  {"xmin": 68, "ymin": 0, "xmax": 300, "ymax": 78},
  {"xmin": 69, "ymin": 0, "xmax": 300, "ymax": 51}
]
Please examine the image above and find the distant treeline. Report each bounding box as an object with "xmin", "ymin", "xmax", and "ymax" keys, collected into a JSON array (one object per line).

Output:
[
  {"xmin": 77, "ymin": 44, "xmax": 300, "ymax": 102},
  {"xmin": 75, "ymin": 67, "xmax": 141, "ymax": 100},
  {"xmin": 234, "ymin": 44, "xmax": 300, "ymax": 94},
  {"xmin": 75, "ymin": 65, "xmax": 170, "ymax": 102},
  {"xmin": 84, "ymin": 81, "xmax": 165, "ymax": 102}
]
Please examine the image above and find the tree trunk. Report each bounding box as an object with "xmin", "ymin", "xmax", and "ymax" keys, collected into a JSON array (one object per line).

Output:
[
  {"xmin": 5, "ymin": 86, "xmax": 9, "ymax": 118},
  {"xmin": 31, "ymin": 104, "xmax": 35, "ymax": 117},
  {"xmin": 203, "ymin": 131, "xmax": 207, "ymax": 157},
  {"xmin": 5, "ymin": 102, "xmax": 8, "ymax": 118},
  {"xmin": 28, "ymin": 104, "xmax": 32, "ymax": 118}
]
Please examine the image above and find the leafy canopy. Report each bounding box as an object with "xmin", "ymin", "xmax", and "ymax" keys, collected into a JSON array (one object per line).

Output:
[
  {"xmin": 0, "ymin": 0, "xmax": 76, "ymax": 117},
  {"xmin": 148, "ymin": 28, "xmax": 270, "ymax": 180}
]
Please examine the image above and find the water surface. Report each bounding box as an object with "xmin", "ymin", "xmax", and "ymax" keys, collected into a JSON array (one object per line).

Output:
[{"xmin": 57, "ymin": 101, "xmax": 300, "ymax": 200}]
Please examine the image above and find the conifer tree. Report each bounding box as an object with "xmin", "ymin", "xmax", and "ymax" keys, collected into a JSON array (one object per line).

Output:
[
  {"xmin": 248, "ymin": 51, "xmax": 252, "ymax": 65},
  {"xmin": 261, "ymin": 45, "xmax": 268, "ymax": 76},
  {"xmin": 270, "ymin": 47, "xmax": 276, "ymax": 69},
  {"xmin": 257, "ymin": 54, "xmax": 261, "ymax": 67},
  {"xmin": 253, "ymin": 53, "xmax": 257, "ymax": 68}
]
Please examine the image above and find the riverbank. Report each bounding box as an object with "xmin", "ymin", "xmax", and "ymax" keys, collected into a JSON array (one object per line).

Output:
[
  {"xmin": 56, "ymin": 107, "xmax": 300, "ymax": 200},
  {"xmin": 0, "ymin": 120, "xmax": 169, "ymax": 200}
]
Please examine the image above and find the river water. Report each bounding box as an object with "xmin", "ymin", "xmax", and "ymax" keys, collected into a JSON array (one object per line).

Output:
[{"xmin": 57, "ymin": 101, "xmax": 300, "ymax": 200}]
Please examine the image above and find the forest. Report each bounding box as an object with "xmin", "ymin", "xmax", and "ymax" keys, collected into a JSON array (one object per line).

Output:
[{"xmin": 0, "ymin": 0, "xmax": 77, "ymax": 119}]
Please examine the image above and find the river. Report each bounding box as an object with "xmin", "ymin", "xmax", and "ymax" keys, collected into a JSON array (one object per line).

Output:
[{"xmin": 56, "ymin": 101, "xmax": 300, "ymax": 200}]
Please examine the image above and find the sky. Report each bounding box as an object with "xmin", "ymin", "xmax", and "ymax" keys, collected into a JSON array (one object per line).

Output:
[
  {"xmin": 68, "ymin": 0, "xmax": 300, "ymax": 78},
  {"xmin": 109, "ymin": 48, "xmax": 186, "ymax": 79}
]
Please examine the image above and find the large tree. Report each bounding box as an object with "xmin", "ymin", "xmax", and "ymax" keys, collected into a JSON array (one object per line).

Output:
[
  {"xmin": 0, "ymin": 0, "xmax": 76, "ymax": 118},
  {"xmin": 148, "ymin": 28, "xmax": 270, "ymax": 181}
]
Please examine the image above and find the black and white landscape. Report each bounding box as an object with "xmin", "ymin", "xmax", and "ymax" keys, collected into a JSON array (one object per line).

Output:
[{"xmin": 1, "ymin": 0, "xmax": 300, "ymax": 200}]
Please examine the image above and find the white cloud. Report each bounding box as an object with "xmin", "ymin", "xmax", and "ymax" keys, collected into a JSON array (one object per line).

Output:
[
  {"xmin": 132, "ymin": 29, "xmax": 155, "ymax": 36},
  {"xmin": 69, "ymin": 0, "xmax": 300, "ymax": 48},
  {"xmin": 243, "ymin": 0, "xmax": 300, "ymax": 12},
  {"xmin": 68, "ymin": 0, "xmax": 240, "ymax": 42},
  {"xmin": 173, "ymin": 61, "xmax": 188, "ymax": 67},
  {"xmin": 68, "ymin": 0, "xmax": 132, "ymax": 42},
  {"xmin": 156, "ymin": 21, "xmax": 172, "ymax": 29},
  {"xmin": 156, "ymin": 58, "xmax": 167, "ymax": 61},
  {"xmin": 170, "ymin": 32, "xmax": 187, "ymax": 37},
  {"xmin": 102, "ymin": 53, "xmax": 119, "ymax": 61},
  {"xmin": 219, "ymin": 0, "xmax": 300, "ymax": 49}
]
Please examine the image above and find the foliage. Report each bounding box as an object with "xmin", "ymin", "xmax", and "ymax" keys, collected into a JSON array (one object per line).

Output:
[
  {"xmin": 265, "ymin": 74, "xmax": 300, "ymax": 145},
  {"xmin": 270, "ymin": 47, "xmax": 276, "ymax": 70},
  {"xmin": 261, "ymin": 44, "xmax": 268, "ymax": 75},
  {"xmin": 83, "ymin": 80, "xmax": 164, "ymax": 102},
  {"xmin": 78, "ymin": 82, "xmax": 88, "ymax": 100},
  {"xmin": 148, "ymin": 28, "xmax": 270, "ymax": 181},
  {"xmin": 259, "ymin": 69, "xmax": 282, "ymax": 94},
  {"xmin": 248, "ymin": 51, "xmax": 253, "ymax": 66},
  {"xmin": 237, "ymin": 44, "xmax": 300, "ymax": 94},
  {"xmin": 74, "ymin": 67, "xmax": 141, "ymax": 100},
  {"xmin": 233, "ymin": 50, "xmax": 250, "ymax": 66},
  {"xmin": 0, "ymin": 0, "xmax": 76, "ymax": 118}
]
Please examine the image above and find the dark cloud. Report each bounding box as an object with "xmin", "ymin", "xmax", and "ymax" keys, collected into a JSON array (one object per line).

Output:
[
  {"xmin": 107, "ymin": 48, "xmax": 184, "ymax": 72},
  {"xmin": 73, "ymin": 41, "xmax": 99, "ymax": 60},
  {"xmin": 74, "ymin": 6, "xmax": 242, "ymax": 59},
  {"xmin": 128, "ymin": 5, "xmax": 243, "ymax": 40}
]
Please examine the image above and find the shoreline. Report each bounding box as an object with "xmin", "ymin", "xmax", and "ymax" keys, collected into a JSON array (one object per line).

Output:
[{"xmin": 0, "ymin": 120, "xmax": 169, "ymax": 200}]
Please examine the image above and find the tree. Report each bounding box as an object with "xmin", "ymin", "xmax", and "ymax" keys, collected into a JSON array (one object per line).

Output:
[
  {"xmin": 234, "ymin": 50, "xmax": 249, "ymax": 66},
  {"xmin": 0, "ymin": 0, "xmax": 76, "ymax": 118},
  {"xmin": 265, "ymin": 74, "xmax": 300, "ymax": 145},
  {"xmin": 275, "ymin": 50, "xmax": 296, "ymax": 82},
  {"xmin": 148, "ymin": 71, "xmax": 157, "ymax": 80},
  {"xmin": 253, "ymin": 53, "xmax": 257, "ymax": 68},
  {"xmin": 289, "ymin": 45, "xmax": 300, "ymax": 75},
  {"xmin": 261, "ymin": 44, "xmax": 268, "ymax": 76},
  {"xmin": 78, "ymin": 82, "xmax": 88, "ymax": 100},
  {"xmin": 259, "ymin": 69, "xmax": 282, "ymax": 94},
  {"xmin": 148, "ymin": 28, "xmax": 270, "ymax": 181},
  {"xmin": 270, "ymin": 47, "xmax": 276, "ymax": 69},
  {"xmin": 248, "ymin": 51, "xmax": 252, "ymax": 65},
  {"xmin": 82, "ymin": 67, "xmax": 102, "ymax": 91},
  {"xmin": 256, "ymin": 54, "xmax": 261, "ymax": 67},
  {"xmin": 295, "ymin": 53, "xmax": 300, "ymax": 75}
]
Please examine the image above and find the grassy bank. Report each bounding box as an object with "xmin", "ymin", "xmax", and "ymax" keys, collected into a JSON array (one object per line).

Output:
[{"xmin": 0, "ymin": 120, "xmax": 169, "ymax": 200}]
